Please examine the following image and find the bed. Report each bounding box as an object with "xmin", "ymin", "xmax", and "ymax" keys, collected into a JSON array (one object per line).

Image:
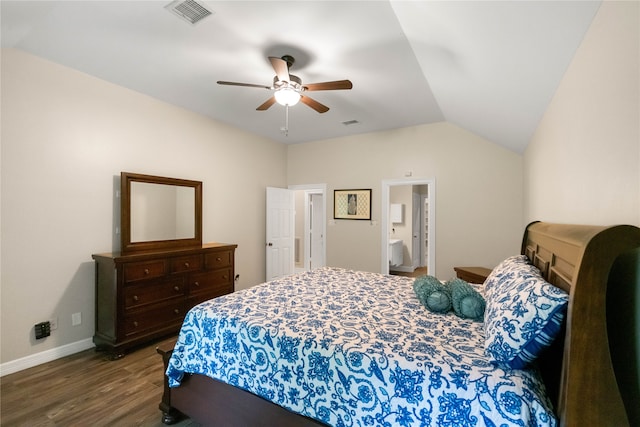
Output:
[{"xmin": 157, "ymin": 222, "xmax": 640, "ymax": 426}]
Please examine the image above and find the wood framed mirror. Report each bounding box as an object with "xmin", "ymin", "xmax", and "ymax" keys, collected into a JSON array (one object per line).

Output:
[{"xmin": 121, "ymin": 172, "xmax": 202, "ymax": 254}]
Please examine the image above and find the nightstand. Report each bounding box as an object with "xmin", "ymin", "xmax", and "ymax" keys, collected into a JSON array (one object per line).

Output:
[{"xmin": 454, "ymin": 266, "xmax": 493, "ymax": 284}]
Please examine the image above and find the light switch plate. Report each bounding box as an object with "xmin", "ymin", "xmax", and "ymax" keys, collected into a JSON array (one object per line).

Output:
[{"xmin": 72, "ymin": 312, "xmax": 82, "ymax": 326}]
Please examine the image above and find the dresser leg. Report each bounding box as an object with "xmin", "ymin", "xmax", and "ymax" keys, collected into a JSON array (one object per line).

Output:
[
  {"xmin": 108, "ymin": 351, "xmax": 125, "ymax": 361},
  {"xmin": 161, "ymin": 408, "xmax": 182, "ymax": 425},
  {"xmin": 94, "ymin": 344, "xmax": 125, "ymax": 360}
]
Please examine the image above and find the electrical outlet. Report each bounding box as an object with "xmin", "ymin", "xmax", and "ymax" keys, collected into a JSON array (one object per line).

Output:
[
  {"xmin": 49, "ymin": 317, "xmax": 58, "ymax": 330},
  {"xmin": 35, "ymin": 321, "xmax": 51, "ymax": 339},
  {"xmin": 72, "ymin": 312, "xmax": 82, "ymax": 326}
]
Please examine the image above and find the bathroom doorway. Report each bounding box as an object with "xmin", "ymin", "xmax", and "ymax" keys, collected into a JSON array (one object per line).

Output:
[
  {"xmin": 290, "ymin": 184, "xmax": 327, "ymax": 273},
  {"xmin": 381, "ymin": 178, "xmax": 435, "ymax": 276}
]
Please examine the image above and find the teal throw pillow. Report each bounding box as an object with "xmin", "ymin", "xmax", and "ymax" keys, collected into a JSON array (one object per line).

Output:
[
  {"xmin": 448, "ymin": 278, "xmax": 486, "ymax": 321},
  {"xmin": 413, "ymin": 275, "xmax": 452, "ymax": 314}
]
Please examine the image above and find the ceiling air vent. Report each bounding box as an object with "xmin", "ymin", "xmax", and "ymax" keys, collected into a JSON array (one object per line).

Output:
[
  {"xmin": 342, "ymin": 120, "xmax": 360, "ymax": 126},
  {"xmin": 165, "ymin": 0, "xmax": 213, "ymax": 25}
]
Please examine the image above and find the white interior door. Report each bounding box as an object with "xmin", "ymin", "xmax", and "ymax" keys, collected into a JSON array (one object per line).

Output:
[
  {"xmin": 412, "ymin": 192, "xmax": 421, "ymax": 268},
  {"xmin": 266, "ymin": 187, "xmax": 295, "ymax": 281},
  {"xmin": 309, "ymin": 193, "xmax": 324, "ymax": 270},
  {"xmin": 422, "ymin": 194, "xmax": 429, "ymax": 268}
]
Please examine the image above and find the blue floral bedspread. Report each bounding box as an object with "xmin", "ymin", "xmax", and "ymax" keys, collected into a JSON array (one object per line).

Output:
[{"xmin": 166, "ymin": 267, "xmax": 556, "ymax": 427}]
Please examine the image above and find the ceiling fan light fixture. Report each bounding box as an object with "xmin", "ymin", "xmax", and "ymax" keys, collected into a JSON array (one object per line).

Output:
[
  {"xmin": 274, "ymin": 88, "xmax": 301, "ymax": 106},
  {"xmin": 218, "ymin": 55, "xmax": 351, "ymax": 113}
]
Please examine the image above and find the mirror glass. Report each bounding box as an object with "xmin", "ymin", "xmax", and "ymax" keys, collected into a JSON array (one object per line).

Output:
[
  {"xmin": 121, "ymin": 172, "xmax": 202, "ymax": 253},
  {"xmin": 130, "ymin": 182, "xmax": 195, "ymax": 242}
]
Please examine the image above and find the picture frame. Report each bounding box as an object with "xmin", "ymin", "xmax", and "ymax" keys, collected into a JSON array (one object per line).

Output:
[{"xmin": 334, "ymin": 189, "xmax": 372, "ymax": 220}]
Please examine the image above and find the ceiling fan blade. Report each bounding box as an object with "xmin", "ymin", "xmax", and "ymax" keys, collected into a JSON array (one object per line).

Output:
[
  {"xmin": 256, "ymin": 96, "xmax": 277, "ymax": 111},
  {"xmin": 303, "ymin": 80, "xmax": 353, "ymax": 91},
  {"xmin": 300, "ymin": 95, "xmax": 329, "ymax": 113},
  {"xmin": 269, "ymin": 57, "xmax": 290, "ymax": 82},
  {"xmin": 217, "ymin": 81, "xmax": 271, "ymax": 90}
]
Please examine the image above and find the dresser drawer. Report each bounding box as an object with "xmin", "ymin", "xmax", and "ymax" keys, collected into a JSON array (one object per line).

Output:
[
  {"xmin": 171, "ymin": 254, "xmax": 203, "ymax": 273},
  {"xmin": 123, "ymin": 302, "xmax": 185, "ymax": 337},
  {"xmin": 124, "ymin": 260, "xmax": 167, "ymax": 283},
  {"xmin": 189, "ymin": 268, "xmax": 233, "ymax": 297},
  {"xmin": 123, "ymin": 278, "xmax": 185, "ymax": 310},
  {"xmin": 205, "ymin": 250, "xmax": 233, "ymax": 269}
]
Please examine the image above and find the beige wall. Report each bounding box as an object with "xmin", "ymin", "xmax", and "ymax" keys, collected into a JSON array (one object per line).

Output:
[
  {"xmin": 525, "ymin": 1, "xmax": 639, "ymax": 226},
  {"xmin": 1, "ymin": 49, "xmax": 287, "ymax": 364},
  {"xmin": 287, "ymin": 122, "xmax": 524, "ymax": 279}
]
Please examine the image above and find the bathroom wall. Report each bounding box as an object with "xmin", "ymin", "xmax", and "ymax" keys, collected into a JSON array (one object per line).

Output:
[{"xmin": 389, "ymin": 186, "xmax": 412, "ymax": 269}]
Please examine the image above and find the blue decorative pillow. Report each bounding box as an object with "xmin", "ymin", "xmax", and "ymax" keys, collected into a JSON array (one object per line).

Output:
[
  {"xmin": 448, "ymin": 278, "xmax": 485, "ymax": 321},
  {"xmin": 483, "ymin": 258, "xmax": 569, "ymax": 369},
  {"xmin": 413, "ymin": 275, "xmax": 452, "ymax": 314}
]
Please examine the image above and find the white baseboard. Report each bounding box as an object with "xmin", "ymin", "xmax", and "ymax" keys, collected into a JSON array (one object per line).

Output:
[{"xmin": 0, "ymin": 338, "xmax": 95, "ymax": 377}]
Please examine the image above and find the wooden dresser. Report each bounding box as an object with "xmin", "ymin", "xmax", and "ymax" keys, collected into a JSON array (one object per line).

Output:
[{"xmin": 92, "ymin": 243, "xmax": 236, "ymax": 358}]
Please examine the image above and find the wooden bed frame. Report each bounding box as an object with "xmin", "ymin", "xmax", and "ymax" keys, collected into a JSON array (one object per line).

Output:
[{"xmin": 157, "ymin": 221, "xmax": 640, "ymax": 426}]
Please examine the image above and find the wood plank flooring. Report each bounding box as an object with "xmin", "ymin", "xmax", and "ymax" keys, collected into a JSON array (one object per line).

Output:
[
  {"xmin": 1, "ymin": 336, "xmax": 199, "ymax": 427},
  {"xmin": 390, "ymin": 266, "xmax": 427, "ymax": 278}
]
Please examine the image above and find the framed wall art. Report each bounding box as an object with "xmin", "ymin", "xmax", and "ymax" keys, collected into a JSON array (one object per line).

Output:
[{"xmin": 334, "ymin": 189, "xmax": 372, "ymax": 220}]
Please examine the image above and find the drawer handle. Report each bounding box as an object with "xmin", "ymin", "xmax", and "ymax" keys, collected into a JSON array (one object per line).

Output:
[
  {"xmin": 184, "ymin": 262, "xmax": 190, "ymax": 268},
  {"xmin": 133, "ymin": 295, "xmax": 139, "ymax": 302},
  {"xmin": 174, "ymin": 309, "xmax": 180, "ymax": 315},
  {"xmin": 216, "ymin": 257, "xmax": 222, "ymax": 262},
  {"xmin": 223, "ymin": 275, "xmax": 228, "ymax": 280},
  {"xmin": 133, "ymin": 321, "xmax": 138, "ymax": 328},
  {"xmin": 173, "ymin": 286, "xmax": 180, "ymax": 292},
  {"xmin": 144, "ymin": 269, "xmax": 149, "ymax": 275},
  {"xmin": 194, "ymin": 281, "xmax": 200, "ymax": 287}
]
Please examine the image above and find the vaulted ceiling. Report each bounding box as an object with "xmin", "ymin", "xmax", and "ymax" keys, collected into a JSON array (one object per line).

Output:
[{"xmin": 1, "ymin": 1, "xmax": 601, "ymax": 152}]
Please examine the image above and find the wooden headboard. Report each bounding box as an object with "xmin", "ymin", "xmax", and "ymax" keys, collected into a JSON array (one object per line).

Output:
[{"xmin": 521, "ymin": 222, "xmax": 640, "ymax": 427}]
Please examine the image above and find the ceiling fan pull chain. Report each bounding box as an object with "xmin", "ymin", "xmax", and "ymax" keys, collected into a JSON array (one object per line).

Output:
[{"xmin": 282, "ymin": 105, "xmax": 290, "ymax": 137}]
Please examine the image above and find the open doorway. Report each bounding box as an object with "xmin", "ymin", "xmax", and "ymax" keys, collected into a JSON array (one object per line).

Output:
[
  {"xmin": 381, "ymin": 178, "xmax": 435, "ymax": 276},
  {"xmin": 290, "ymin": 184, "xmax": 327, "ymax": 273}
]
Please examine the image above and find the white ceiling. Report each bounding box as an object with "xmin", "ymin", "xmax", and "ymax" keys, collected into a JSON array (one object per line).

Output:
[{"xmin": 1, "ymin": 1, "xmax": 601, "ymax": 152}]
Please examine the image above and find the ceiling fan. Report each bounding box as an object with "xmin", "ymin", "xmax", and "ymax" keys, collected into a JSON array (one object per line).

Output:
[{"xmin": 217, "ymin": 55, "xmax": 352, "ymax": 114}]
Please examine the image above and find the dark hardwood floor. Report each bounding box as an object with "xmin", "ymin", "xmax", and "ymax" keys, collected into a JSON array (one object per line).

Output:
[{"xmin": 1, "ymin": 336, "xmax": 199, "ymax": 427}]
